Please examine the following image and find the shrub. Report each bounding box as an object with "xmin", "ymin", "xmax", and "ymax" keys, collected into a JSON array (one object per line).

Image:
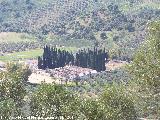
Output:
[
  {"xmin": 127, "ymin": 21, "xmax": 160, "ymax": 119},
  {"xmin": 30, "ymin": 83, "xmax": 80, "ymax": 119},
  {"xmin": 100, "ymin": 83, "xmax": 137, "ymax": 120},
  {"xmin": 0, "ymin": 62, "xmax": 30, "ymax": 117},
  {"xmin": 80, "ymin": 99, "xmax": 106, "ymax": 120},
  {"xmin": 0, "ymin": 99, "xmax": 15, "ymax": 119}
]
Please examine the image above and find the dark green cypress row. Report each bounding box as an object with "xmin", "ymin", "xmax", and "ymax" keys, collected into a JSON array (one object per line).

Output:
[{"xmin": 39, "ymin": 46, "xmax": 108, "ymax": 71}]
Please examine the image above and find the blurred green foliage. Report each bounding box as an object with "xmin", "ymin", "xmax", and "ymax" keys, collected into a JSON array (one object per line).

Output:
[
  {"xmin": 127, "ymin": 21, "xmax": 160, "ymax": 119},
  {"xmin": 0, "ymin": 62, "xmax": 31, "ymax": 119}
]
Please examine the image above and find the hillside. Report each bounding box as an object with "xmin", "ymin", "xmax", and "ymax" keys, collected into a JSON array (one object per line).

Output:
[{"xmin": 0, "ymin": 0, "xmax": 160, "ymax": 60}]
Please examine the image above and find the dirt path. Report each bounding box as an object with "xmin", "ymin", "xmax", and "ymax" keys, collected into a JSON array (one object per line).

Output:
[
  {"xmin": 106, "ymin": 60, "xmax": 128, "ymax": 71},
  {"xmin": 28, "ymin": 73, "xmax": 62, "ymax": 84}
]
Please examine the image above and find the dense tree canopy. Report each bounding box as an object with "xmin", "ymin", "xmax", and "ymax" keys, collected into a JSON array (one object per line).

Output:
[
  {"xmin": 30, "ymin": 83, "xmax": 137, "ymax": 120},
  {"xmin": 127, "ymin": 21, "xmax": 160, "ymax": 118},
  {"xmin": 0, "ymin": 63, "xmax": 32, "ymax": 118},
  {"xmin": 38, "ymin": 46, "xmax": 108, "ymax": 72}
]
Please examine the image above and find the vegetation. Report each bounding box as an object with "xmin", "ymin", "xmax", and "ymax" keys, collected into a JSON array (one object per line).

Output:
[
  {"xmin": 38, "ymin": 46, "xmax": 108, "ymax": 71},
  {"xmin": 0, "ymin": 41, "xmax": 40, "ymax": 53},
  {"xmin": 30, "ymin": 83, "xmax": 80, "ymax": 119},
  {"xmin": 40, "ymin": 21, "xmax": 160, "ymax": 119},
  {"xmin": 75, "ymin": 47, "xmax": 108, "ymax": 71},
  {"xmin": 0, "ymin": 62, "xmax": 137, "ymax": 120},
  {"xmin": 100, "ymin": 84, "xmax": 137, "ymax": 120},
  {"xmin": 0, "ymin": 49, "xmax": 43, "ymax": 62},
  {"xmin": 0, "ymin": 0, "xmax": 160, "ymax": 119},
  {"xmin": 0, "ymin": 0, "xmax": 160, "ymax": 59},
  {"xmin": 126, "ymin": 21, "xmax": 160, "ymax": 119},
  {"xmin": 0, "ymin": 62, "xmax": 31, "ymax": 119},
  {"xmin": 30, "ymin": 83, "xmax": 137, "ymax": 120},
  {"xmin": 38, "ymin": 46, "xmax": 74, "ymax": 69},
  {"xmin": 0, "ymin": 47, "xmax": 77, "ymax": 62},
  {"xmin": 0, "ymin": 32, "xmax": 36, "ymax": 43}
]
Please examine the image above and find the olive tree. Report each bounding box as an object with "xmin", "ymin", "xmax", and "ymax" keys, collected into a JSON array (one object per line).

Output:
[
  {"xmin": 30, "ymin": 83, "xmax": 81, "ymax": 119},
  {"xmin": 100, "ymin": 83, "xmax": 137, "ymax": 120},
  {"xmin": 127, "ymin": 21, "xmax": 160, "ymax": 118},
  {"xmin": 0, "ymin": 62, "xmax": 31, "ymax": 118}
]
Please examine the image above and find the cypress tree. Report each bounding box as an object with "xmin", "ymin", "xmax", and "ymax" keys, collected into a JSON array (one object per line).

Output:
[
  {"xmin": 39, "ymin": 46, "xmax": 108, "ymax": 71},
  {"xmin": 38, "ymin": 56, "xmax": 42, "ymax": 69}
]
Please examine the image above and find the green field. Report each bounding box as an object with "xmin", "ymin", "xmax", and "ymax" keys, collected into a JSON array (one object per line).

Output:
[
  {"xmin": 0, "ymin": 47, "xmax": 77, "ymax": 62},
  {"xmin": 0, "ymin": 49, "xmax": 43, "ymax": 62},
  {"xmin": 0, "ymin": 32, "xmax": 36, "ymax": 43},
  {"xmin": 0, "ymin": 32, "xmax": 78, "ymax": 62}
]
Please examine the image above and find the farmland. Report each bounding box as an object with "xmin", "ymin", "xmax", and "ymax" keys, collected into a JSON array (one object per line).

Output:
[
  {"xmin": 0, "ymin": 46, "xmax": 77, "ymax": 62},
  {"xmin": 0, "ymin": 49, "xmax": 42, "ymax": 62},
  {"xmin": 0, "ymin": 32, "xmax": 36, "ymax": 43}
]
